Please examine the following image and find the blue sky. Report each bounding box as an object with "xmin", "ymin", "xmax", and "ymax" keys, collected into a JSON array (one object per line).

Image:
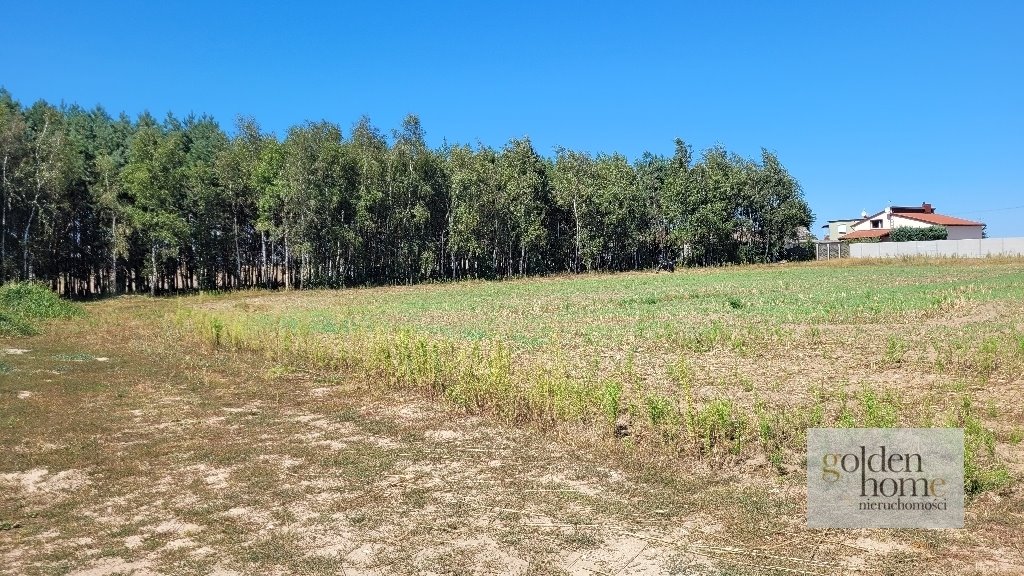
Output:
[{"xmin": 4, "ymin": 1, "xmax": 1022, "ymax": 236}]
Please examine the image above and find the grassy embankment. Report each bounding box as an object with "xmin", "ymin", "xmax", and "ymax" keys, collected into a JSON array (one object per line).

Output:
[
  {"xmin": 0, "ymin": 282, "xmax": 82, "ymax": 338},
  {"xmin": 0, "ymin": 281, "xmax": 82, "ymax": 376},
  {"xmin": 170, "ymin": 258, "xmax": 1024, "ymax": 494}
]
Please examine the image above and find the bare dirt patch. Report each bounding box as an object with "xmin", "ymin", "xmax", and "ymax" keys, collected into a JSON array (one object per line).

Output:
[
  {"xmin": 67, "ymin": 557, "xmax": 156, "ymax": 576},
  {"xmin": 0, "ymin": 468, "xmax": 89, "ymax": 494}
]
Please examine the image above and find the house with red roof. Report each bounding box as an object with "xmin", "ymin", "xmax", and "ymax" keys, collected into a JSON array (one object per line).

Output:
[{"xmin": 840, "ymin": 203, "xmax": 985, "ymax": 241}]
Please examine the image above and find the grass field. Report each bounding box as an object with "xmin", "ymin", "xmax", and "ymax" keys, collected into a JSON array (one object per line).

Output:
[
  {"xmin": 175, "ymin": 259, "xmax": 1023, "ymax": 483},
  {"xmin": 2, "ymin": 259, "xmax": 1023, "ymax": 574}
]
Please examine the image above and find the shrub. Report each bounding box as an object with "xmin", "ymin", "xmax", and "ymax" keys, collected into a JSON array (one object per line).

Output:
[
  {"xmin": 0, "ymin": 312, "xmax": 34, "ymax": 336},
  {"xmin": 783, "ymin": 239, "xmax": 817, "ymax": 261},
  {"xmin": 0, "ymin": 281, "xmax": 82, "ymax": 336},
  {"xmin": 888, "ymin": 225, "xmax": 948, "ymax": 242}
]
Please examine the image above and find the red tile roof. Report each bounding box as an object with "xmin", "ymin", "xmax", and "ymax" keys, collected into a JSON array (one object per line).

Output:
[
  {"xmin": 891, "ymin": 212, "xmax": 984, "ymax": 226},
  {"xmin": 840, "ymin": 229, "xmax": 890, "ymax": 240}
]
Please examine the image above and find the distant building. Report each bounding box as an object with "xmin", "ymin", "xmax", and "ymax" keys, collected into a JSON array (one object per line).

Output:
[
  {"xmin": 839, "ymin": 203, "xmax": 985, "ymax": 241},
  {"xmin": 820, "ymin": 218, "xmax": 860, "ymax": 241}
]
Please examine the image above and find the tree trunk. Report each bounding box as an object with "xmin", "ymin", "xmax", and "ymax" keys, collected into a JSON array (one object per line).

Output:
[
  {"xmin": 110, "ymin": 214, "xmax": 118, "ymax": 294},
  {"xmin": 150, "ymin": 242, "xmax": 157, "ymax": 297},
  {"xmin": 261, "ymin": 231, "xmax": 268, "ymax": 289},
  {"xmin": 284, "ymin": 232, "xmax": 291, "ymax": 290},
  {"xmin": 1, "ymin": 190, "xmax": 5, "ymax": 283},
  {"xmin": 233, "ymin": 212, "xmax": 242, "ymax": 287},
  {"xmin": 1, "ymin": 153, "xmax": 7, "ymax": 283},
  {"xmin": 22, "ymin": 205, "xmax": 36, "ymax": 280},
  {"xmin": 572, "ymin": 196, "xmax": 581, "ymax": 273}
]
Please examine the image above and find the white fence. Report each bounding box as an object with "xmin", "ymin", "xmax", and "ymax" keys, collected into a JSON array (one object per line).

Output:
[{"xmin": 850, "ymin": 237, "xmax": 1024, "ymax": 258}]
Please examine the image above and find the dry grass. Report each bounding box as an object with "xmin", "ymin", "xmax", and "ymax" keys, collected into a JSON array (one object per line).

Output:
[
  {"xmin": 1, "ymin": 260, "xmax": 1023, "ymax": 574},
  {"xmin": 172, "ymin": 260, "xmax": 1024, "ymax": 486}
]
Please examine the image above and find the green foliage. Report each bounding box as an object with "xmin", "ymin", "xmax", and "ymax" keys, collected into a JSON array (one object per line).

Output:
[
  {"xmin": 888, "ymin": 225, "xmax": 948, "ymax": 242},
  {"xmin": 883, "ymin": 335, "xmax": 909, "ymax": 365},
  {"xmin": 0, "ymin": 312, "xmax": 34, "ymax": 336},
  {"xmin": 687, "ymin": 398, "xmax": 746, "ymax": 456},
  {"xmin": 0, "ymin": 87, "xmax": 813, "ymax": 294},
  {"xmin": 934, "ymin": 330, "xmax": 1024, "ymax": 381},
  {"xmin": 1008, "ymin": 429, "xmax": 1023, "ymax": 445},
  {"xmin": 0, "ymin": 281, "xmax": 82, "ymax": 335},
  {"xmin": 0, "ymin": 281, "xmax": 82, "ymax": 318},
  {"xmin": 951, "ymin": 396, "xmax": 1011, "ymax": 495},
  {"xmin": 783, "ymin": 239, "xmax": 816, "ymax": 261},
  {"xmin": 858, "ymin": 388, "xmax": 900, "ymax": 427},
  {"xmin": 599, "ymin": 380, "xmax": 623, "ymax": 426},
  {"xmin": 645, "ymin": 395, "xmax": 675, "ymax": 428}
]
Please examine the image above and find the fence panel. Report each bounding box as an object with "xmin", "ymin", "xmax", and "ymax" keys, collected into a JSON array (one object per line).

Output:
[{"xmin": 848, "ymin": 238, "xmax": 1024, "ymax": 258}]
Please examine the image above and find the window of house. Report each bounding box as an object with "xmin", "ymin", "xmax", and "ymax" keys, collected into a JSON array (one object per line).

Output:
[
  {"xmin": 838, "ymin": 224, "xmax": 848, "ymax": 233},
  {"xmin": 871, "ymin": 219, "xmax": 883, "ymax": 229}
]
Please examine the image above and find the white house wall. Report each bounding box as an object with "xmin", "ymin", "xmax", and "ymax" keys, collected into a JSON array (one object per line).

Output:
[
  {"xmin": 850, "ymin": 217, "xmax": 882, "ymax": 232},
  {"xmin": 850, "ymin": 214, "xmax": 983, "ymax": 240},
  {"xmin": 888, "ymin": 215, "xmax": 932, "ymax": 229}
]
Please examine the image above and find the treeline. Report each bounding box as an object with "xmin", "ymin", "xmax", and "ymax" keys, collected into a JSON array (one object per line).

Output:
[{"xmin": 0, "ymin": 88, "xmax": 813, "ymax": 296}]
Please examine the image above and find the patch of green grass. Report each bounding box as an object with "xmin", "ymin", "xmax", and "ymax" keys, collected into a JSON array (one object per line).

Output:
[
  {"xmin": 687, "ymin": 398, "xmax": 746, "ymax": 456},
  {"xmin": 644, "ymin": 395, "xmax": 676, "ymax": 428},
  {"xmin": 858, "ymin": 387, "xmax": 901, "ymax": 427},
  {"xmin": 1009, "ymin": 429, "xmax": 1023, "ymax": 445},
  {"xmin": 933, "ymin": 328, "xmax": 1024, "ymax": 381},
  {"xmin": 0, "ymin": 281, "xmax": 82, "ymax": 336},
  {"xmin": 883, "ymin": 335, "xmax": 909, "ymax": 365},
  {"xmin": 183, "ymin": 261, "xmax": 1024, "ymax": 352},
  {"xmin": 0, "ymin": 310, "xmax": 36, "ymax": 336},
  {"xmin": 0, "ymin": 281, "xmax": 82, "ymax": 319},
  {"xmin": 599, "ymin": 379, "xmax": 623, "ymax": 426},
  {"xmin": 168, "ymin": 260, "xmax": 1023, "ymax": 494},
  {"xmin": 942, "ymin": 395, "xmax": 1012, "ymax": 496}
]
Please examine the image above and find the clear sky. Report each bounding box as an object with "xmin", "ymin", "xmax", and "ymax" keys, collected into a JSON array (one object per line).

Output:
[{"xmin": 4, "ymin": 1, "xmax": 1022, "ymax": 236}]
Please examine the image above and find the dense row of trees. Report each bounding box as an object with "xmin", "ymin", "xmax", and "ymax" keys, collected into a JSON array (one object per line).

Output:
[{"xmin": 0, "ymin": 88, "xmax": 813, "ymax": 296}]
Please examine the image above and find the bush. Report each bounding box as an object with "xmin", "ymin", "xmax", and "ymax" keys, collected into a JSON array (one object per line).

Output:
[
  {"xmin": 0, "ymin": 281, "xmax": 82, "ymax": 336},
  {"xmin": 783, "ymin": 239, "xmax": 816, "ymax": 261},
  {"xmin": 889, "ymin": 225, "xmax": 948, "ymax": 242},
  {"xmin": 0, "ymin": 312, "xmax": 35, "ymax": 336}
]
